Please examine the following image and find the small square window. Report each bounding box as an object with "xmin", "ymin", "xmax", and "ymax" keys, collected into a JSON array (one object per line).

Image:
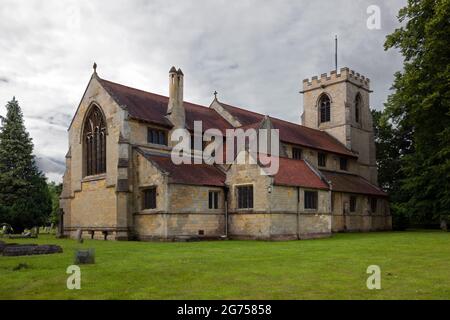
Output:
[
  {"xmin": 147, "ymin": 128, "xmax": 167, "ymax": 146},
  {"xmin": 304, "ymin": 191, "xmax": 318, "ymax": 210},
  {"xmin": 318, "ymin": 153, "xmax": 326, "ymax": 167},
  {"xmin": 340, "ymin": 158, "xmax": 348, "ymax": 171},
  {"xmin": 208, "ymin": 191, "xmax": 219, "ymax": 209},
  {"xmin": 292, "ymin": 148, "xmax": 302, "ymax": 160},
  {"xmin": 143, "ymin": 188, "xmax": 157, "ymax": 209}
]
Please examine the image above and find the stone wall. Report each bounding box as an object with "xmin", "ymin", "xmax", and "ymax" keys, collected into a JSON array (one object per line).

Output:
[
  {"xmin": 69, "ymin": 179, "xmax": 117, "ymax": 228},
  {"xmin": 61, "ymin": 74, "xmax": 132, "ymax": 239},
  {"xmin": 135, "ymin": 213, "xmax": 225, "ymax": 240},
  {"xmin": 331, "ymin": 191, "xmax": 391, "ymax": 232},
  {"xmin": 301, "ymin": 68, "xmax": 378, "ymax": 185},
  {"xmin": 133, "ymin": 151, "xmax": 226, "ymax": 239},
  {"xmin": 283, "ymin": 144, "xmax": 358, "ymax": 174},
  {"xmin": 226, "ymin": 156, "xmax": 332, "ymax": 240}
]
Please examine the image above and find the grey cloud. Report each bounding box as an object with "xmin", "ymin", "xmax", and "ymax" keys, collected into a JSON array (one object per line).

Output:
[{"xmin": 0, "ymin": 0, "xmax": 407, "ymax": 182}]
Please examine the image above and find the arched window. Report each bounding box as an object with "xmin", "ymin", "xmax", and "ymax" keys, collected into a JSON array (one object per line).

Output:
[
  {"xmin": 319, "ymin": 94, "xmax": 331, "ymax": 123},
  {"xmin": 83, "ymin": 105, "xmax": 106, "ymax": 176},
  {"xmin": 355, "ymin": 93, "xmax": 361, "ymax": 123}
]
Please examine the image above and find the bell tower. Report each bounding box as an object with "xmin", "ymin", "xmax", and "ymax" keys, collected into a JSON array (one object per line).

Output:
[{"xmin": 300, "ymin": 67, "xmax": 377, "ymax": 185}]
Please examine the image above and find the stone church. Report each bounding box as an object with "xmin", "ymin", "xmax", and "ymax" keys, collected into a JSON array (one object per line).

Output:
[{"xmin": 60, "ymin": 65, "xmax": 391, "ymax": 241}]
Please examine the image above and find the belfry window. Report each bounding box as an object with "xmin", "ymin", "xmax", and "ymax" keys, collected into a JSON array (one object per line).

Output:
[
  {"xmin": 355, "ymin": 94, "xmax": 361, "ymax": 123},
  {"xmin": 319, "ymin": 95, "xmax": 331, "ymax": 123},
  {"xmin": 83, "ymin": 105, "xmax": 106, "ymax": 176}
]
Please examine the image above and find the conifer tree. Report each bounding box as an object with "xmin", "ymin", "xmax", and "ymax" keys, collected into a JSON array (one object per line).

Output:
[{"xmin": 0, "ymin": 97, "xmax": 51, "ymax": 232}]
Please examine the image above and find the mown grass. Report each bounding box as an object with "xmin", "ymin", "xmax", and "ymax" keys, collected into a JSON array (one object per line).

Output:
[{"xmin": 0, "ymin": 231, "xmax": 449, "ymax": 300}]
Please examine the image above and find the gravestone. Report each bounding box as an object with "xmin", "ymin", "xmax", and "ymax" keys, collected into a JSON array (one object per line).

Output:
[
  {"xmin": 74, "ymin": 248, "xmax": 95, "ymax": 264},
  {"xmin": 75, "ymin": 229, "xmax": 83, "ymax": 243},
  {"xmin": 1, "ymin": 244, "xmax": 62, "ymax": 256}
]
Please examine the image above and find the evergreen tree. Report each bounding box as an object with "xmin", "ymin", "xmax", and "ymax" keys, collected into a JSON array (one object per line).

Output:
[
  {"xmin": 0, "ymin": 97, "xmax": 52, "ymax": 232},
  {"xmin": 384, "ymin": 0, "xmax": 450, "ymax": 228}
]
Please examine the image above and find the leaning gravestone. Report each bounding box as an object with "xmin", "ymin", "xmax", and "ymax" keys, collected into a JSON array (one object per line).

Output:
[
  {"xmin": 75, "ymin": 229, "xmax": 83, "ymax": 243},
  {"xmin": 74, "ymin": 248, "xmax": 95, "ymax": 264}
]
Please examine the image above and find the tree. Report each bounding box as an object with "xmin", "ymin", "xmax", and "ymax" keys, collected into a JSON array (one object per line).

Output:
[
  {"xmin": 384, "ymin": 0, "xmax": 450, "ymax": 229},
  {"xmin": 0, "ymin": 97, "xmax": 52, "ymax": 232},
  {"xmin": 372, "ymin": 109, "xmax": 412, "ymax": 229},
  {"xmin": 47, "ymin": 181, "xmax": 63, "ymax": 226}
]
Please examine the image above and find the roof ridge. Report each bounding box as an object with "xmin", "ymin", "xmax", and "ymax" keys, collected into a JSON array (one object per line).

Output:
[
  {"xmin": 98, "ymin": 77, "xmax": 211, "ymax": 110},
  {"xmin": 221, "ymin": 101, "xmax": 343, "ymax": 136}
]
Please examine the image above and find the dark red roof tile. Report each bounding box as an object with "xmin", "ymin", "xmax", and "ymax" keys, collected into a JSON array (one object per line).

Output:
[
  {"xmin": 98, "ymin": 77, "xmax": 354, "ymax": 157},
  {"xmin": 320, "ymin": 170, "xmax": 387, "ymax": 197},
  {"xmin": 270, "ymin": 157, "xmax": 329, "ymax": 189},
  {"xmin": 139, "ymin": 150, "xmax": 226, "ymax": 187},
  {"xmin": 220, "ymin": 103, "xmax": 356, "ymax": 157},
  {"xmin": 99, "ymin": 78, "xmax": 232, "ymax": 133}
]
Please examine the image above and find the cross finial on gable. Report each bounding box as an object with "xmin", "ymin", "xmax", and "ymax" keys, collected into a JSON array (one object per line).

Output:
[
  {"xmin": 214, "ymin": 90, "xmax": 218, "ymax": 100},
  {"xmin": 93, "ymin": 62, "xmax": 97, "ymax": 73}
]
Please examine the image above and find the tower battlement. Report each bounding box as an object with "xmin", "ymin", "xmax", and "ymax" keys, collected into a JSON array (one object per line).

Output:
[{"xmin": 302, "ymin": 67, "xmax": 370, "ymax": 91}]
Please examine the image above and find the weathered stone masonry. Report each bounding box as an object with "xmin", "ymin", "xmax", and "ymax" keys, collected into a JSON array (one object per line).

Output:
[{"xmin": 60, "ymin": 66, "xmax": 391, "ymax": 241}]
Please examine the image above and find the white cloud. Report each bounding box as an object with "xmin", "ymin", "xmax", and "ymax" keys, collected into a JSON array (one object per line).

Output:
[{"xmin": 0, "ymin": 0, "xmax": 406, "ymax": 182}]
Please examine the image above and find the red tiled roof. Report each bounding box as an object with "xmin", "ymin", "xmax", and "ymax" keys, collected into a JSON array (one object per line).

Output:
[
  {"xmin": 220, "ymin": 103, "xmax": 356, "ymax": 157},
  {"xmin": 270, "ymin": 157, "xmax": 329, "ymax": 189},
  {"xmin": 98, "ymin": 77, "xmax": 354, "ymax": 157},
  {"xmin": 320, "ymin": 170, "xmax": 387, "ymax": 197},
  {"xmin": 99, "ymin": 78, "xmax": 232, "ymax": 133},
  {"xmin": 139, "ymin": 150, "xmax": 226, "ymax": 187}
]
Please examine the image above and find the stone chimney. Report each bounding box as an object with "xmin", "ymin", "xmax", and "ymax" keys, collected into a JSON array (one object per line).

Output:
[{"xmin": 167, "ymin": 66, "xmax": 185, "ymax": 129}]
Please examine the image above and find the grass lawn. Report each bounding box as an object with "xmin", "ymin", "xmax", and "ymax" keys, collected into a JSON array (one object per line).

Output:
[{"xmin": 0, "ymin": 231, "xmax": 449, "ymax": 300}]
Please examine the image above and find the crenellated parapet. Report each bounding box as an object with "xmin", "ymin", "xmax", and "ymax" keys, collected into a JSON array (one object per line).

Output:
[{"xmin": 302, "ymin": 67, "xmax": 370, "ymax": 92}]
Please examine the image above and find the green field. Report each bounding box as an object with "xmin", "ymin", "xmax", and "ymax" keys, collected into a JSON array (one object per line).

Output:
[{"xmin": 0, "ymin": 231, "xmax": 449, "ymax": 300}]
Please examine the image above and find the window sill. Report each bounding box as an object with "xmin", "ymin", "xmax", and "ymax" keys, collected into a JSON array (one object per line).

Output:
[
  {"xmin": 146, "ymin": 142, "xmax": 171, "ymax": 150},
  {"xmin": 136, "ymin": 209, "xmax": 163, "ymax": 215},
  {"xmin": 303, "ymin": 208, "xmax": 318, "ymax": 213},
  {"xmin": 82, "ymin": 174, "xmax": 106, "ymax": 182}
]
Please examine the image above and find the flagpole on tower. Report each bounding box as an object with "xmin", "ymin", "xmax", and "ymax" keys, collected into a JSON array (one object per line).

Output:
[{"xmin": 335, "ymin": 35, "xmax": 338, "ymax": 72}]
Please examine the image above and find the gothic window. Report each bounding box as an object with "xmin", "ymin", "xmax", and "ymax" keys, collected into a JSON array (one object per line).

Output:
[
  {"xmin": 83, "ymin": 105, "xmax": 106, "ymax": 176},
  {"xmin": 355, "ymin": 93, "xmax": 362, "ymax": 123},
  {"xmin": 319, "ymin": 94, "xmax": 331, "ymax": 123}
]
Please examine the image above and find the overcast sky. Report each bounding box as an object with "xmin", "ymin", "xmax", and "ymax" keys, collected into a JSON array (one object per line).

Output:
[{"xmin": 0, "ymin": 0, "xmax": 406, "ymax": 182}]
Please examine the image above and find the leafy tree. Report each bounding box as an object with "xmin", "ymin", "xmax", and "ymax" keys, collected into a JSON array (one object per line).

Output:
[
  {"xmin": 384, "ymin": 0, "xmax": 450, "ymax": 229},
  {"xmin": 0, "ymin": 97, "xmax": 52, "ymax": 232},
  {"xmin": 372, "ymin": 109, "xmax": 412, "ymax": 229},
  {"xmin": 47, "ymin": 181, "xmax": 63, "ymax": 226}
]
